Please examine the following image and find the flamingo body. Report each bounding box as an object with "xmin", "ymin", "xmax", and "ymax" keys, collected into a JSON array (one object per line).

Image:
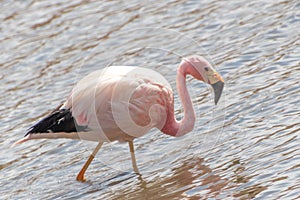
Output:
[{"xmin": 63, "ymin": 66, "xmax": 173, "ymax": 142}]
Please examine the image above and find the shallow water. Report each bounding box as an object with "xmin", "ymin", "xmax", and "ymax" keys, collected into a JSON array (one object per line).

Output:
[{"xmin": 1, "ymin": 0, "xmax": 299, "ymax": 199}]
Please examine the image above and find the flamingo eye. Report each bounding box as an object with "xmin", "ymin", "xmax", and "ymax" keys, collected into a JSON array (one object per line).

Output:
[{"xmin": 204, "ymin": 67, "xmax": 209, "ymax": 71}]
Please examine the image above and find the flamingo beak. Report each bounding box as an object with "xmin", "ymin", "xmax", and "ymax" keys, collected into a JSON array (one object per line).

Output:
[{"xmin": 211, "ymin": 80, "xmax": 224, "ymax": 105}]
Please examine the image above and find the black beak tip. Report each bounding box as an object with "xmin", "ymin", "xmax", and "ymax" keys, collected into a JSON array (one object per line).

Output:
[{"xmin": 212, "ymin": 81, "xmax": 224, "ymax": 105}]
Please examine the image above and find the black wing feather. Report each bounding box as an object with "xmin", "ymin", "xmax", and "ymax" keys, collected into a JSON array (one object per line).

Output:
[{"xmin": 25, "ymin": 109, "xmax": 87, "ymax": 136}]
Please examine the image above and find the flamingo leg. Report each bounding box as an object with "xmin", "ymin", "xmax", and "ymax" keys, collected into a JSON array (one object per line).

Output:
[
  {"xmin": 128, "ymin": 140, "xmax": 140, "ymax": 174},
  {"xmin": 76, "ymin": 142, "xmax": 103, "ymax": 182}
]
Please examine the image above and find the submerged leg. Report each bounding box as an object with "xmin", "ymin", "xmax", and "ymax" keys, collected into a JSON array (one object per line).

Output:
[
  {"xmin": 128, "ymin": 140, "xmax": 140, "ymax": 174},
  {"xmin": 76, "ymin": 142, "xmax": 103, "ymax": 182}
]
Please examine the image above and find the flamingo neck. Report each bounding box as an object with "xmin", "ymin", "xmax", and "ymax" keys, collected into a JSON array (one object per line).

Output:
[{"xmin": 161, "ymin": 63, "xmax": 196, "ymax": 137}]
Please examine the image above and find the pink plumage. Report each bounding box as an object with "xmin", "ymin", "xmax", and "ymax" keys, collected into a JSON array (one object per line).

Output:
[{"xmin": 14, "ymin": 55, "xmax": 224, "ymax": 181}]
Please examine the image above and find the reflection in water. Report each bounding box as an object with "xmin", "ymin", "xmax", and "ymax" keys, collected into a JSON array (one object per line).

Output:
[
  {"xmin": 110, "ymin": 157, "xmax": 229, "ymax": 199},
  {"xmin": 1, "ymin": 0, "xmax": 300, "ymax": 199}
]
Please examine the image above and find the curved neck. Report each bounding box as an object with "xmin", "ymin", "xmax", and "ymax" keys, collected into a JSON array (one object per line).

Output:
[{"xmin": 161, "ymin": 63, "xmax": 196, "ymax": 137}]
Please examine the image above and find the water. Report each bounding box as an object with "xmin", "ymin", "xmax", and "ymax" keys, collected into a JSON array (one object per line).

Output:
[{"xmin": 1, "ymin": 0, "xmax": 299, "ymax": 199}]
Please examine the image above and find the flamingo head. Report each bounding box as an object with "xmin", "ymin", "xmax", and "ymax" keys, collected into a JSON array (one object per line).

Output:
[{"xmin": 182, "ymin": 55, "xmax": 224, "ymax": 105}]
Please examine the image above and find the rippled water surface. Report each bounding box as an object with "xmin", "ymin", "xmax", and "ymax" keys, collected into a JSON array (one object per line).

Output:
[{"xmin": 1, "ymin": 0, "xmax": 299, "ymax": 199}]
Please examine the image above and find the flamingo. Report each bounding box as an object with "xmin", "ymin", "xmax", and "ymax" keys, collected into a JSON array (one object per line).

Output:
[{"xmin": 14, "ymin": 55, "xmax": 224, "ymax": 181}]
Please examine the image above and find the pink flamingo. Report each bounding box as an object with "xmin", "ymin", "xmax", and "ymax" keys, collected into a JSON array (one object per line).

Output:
[{"xmin": 15, "ymin": 55, "xmax": 224, "ymax": 181}]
